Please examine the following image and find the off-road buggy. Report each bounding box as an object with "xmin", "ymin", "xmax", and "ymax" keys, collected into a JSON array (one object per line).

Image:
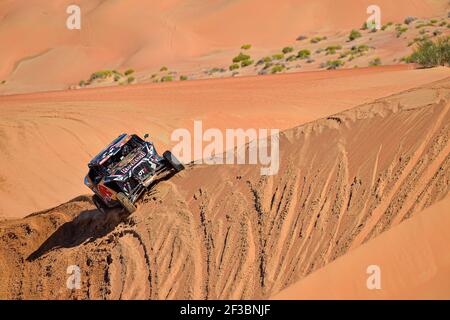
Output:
[{"xmin": 84, "ymin": 133, "xmax": 184, "ymax": 213}]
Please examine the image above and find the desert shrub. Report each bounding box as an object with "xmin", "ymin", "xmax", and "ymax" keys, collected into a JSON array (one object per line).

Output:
[
  {"xmin": 241, "ymin": 59, "xmax": 254, "ymax": 67},
  {"xmin": 229, "ymin": 63, "xmax": 240, "ymax": 71},
  {"xmin": 348, "ymin": 29, "xmax": 362, "ymax": 41},
  {"xmin": 416, "ymin": 22, "xmax": 433, "ymax": 29},
  {"xmin": 271, "ymin": 53, "xmax": 284, "ymax": 60},
  {"xmin": 369, "ymin": 57, "xmax": 382, "ymax": 66},
  {"xmin": 439, "ymin": 21, "xmax": 446, "ymax": 27},
  {"xmin": 365, "ymin": 20, "xmax": 378, "ymax": 30},
  {"xmin": 124, "ymin": 68, "xmax": 134, "ymax": 76},
  {"xmin": 310, "ymin": 36, "xmax": 326, "ymax": 44},
  {"xmin": 433, "ymin": 30, "xmax": 442, "ymax": 37},
  {"xmin": 233, "ymin": 52, "xmax": 251, "ymax": 63},
  {"xmin": 297, "ymin": 49, "xmax": 311, "ymax": 59},
  {"xmin": 161, "ymin": 75, "xmax": 173, "ymax": 82},
  {"xmin": 90, "ymin": 70, "xmax": 113, "ymax": 81},
  {"xmin": 296, "ymin": 35, "xmax": 308, "ymax": 41},
  {"xmin": 361, "ymin": 21, "xmax": 368, "ymax": 30},
  {"xmin": 404, "ymin": 16, "xmax": 417, "ymax": 25},
  {"xmin": 408, "ymin": 37, "xmax": 450, "ymax": 67},
  {"xmin": 326, "ymin": 60, "xmax": 344, "ymax": 69},
  {"xmin": 381, "ymin": 22, "xmax": 393, "ymax": 31},
  {"xmin": 271, "ymin": 64, "xmax": 285, "ymax": 73},
  {"xmin": 356, "ymin": 44, "xmax": 369, "ymax": 53},
  {"xmin": 79, "ymin": 80, "xmax": 85, "ymax": 86},
  {"xmin": 127, "ymin": 76, "xmax": 135, "ymax": 83},
  {"xmin": 241, "ymin": 44, "xmax": 252, "ymax": 50},
  {"xmin": 114, "ymin": 75, "xmax": 121, "ymax": 82},
  {"xmin": 210, "ymin": 67, "xmax": 226, "ymax": 73},
  {"xmin": 325, "ymin": 45, "xmax": 342, "ymax": 55},
  {"xmin": 160, "ymin": 66, "xmax": 168, "ymax": 72},
  {"xmin": 180, "ymin": 75, "xmax": 188, "ymax": 81},
  {"xmin": 263, "ymin": 62, "xmax": 273, "ymax": 70},
  {"xmin": 430, "ymin": 19, "xmax": 438, "ymax": 24},
  {"xmin": 282, "ymin": 46, "xmax": 294, "ymax": 54},
  {"xmin": 396, "ymin": 25, "xmax": 408, "ymax": 37},
  {"xmin": 286, "ymin": 54, "xmax": 297, "ymax": 62},
  {"xmin": 256, "ymin": 56, "xmax": 272, "ymax": 65}
]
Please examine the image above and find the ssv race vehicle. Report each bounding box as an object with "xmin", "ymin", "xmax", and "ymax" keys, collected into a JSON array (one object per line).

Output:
[{"xmin": 84, "ymin": 133, "xmax": 184, "ymax": 213}]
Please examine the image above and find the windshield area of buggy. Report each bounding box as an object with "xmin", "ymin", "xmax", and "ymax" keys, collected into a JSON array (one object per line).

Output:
[{"xmin": 102, "ymin": 138, "xmax": 144, "ymax": 172}]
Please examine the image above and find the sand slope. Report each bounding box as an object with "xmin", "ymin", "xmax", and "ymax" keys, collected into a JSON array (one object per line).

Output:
[
  {"xmin": 1, "ymin": 66, "xmax": 449, "ymax": 219},
  {"xmin": 0, "ymin": 0, "xmax": 447, "ymax": 93},
  {"xmin": 272, "ymin": 196, "xmax": 450, "ymax": 299},
  {"xmin": 0, "ymin": 77, "xmax": 449, "ymax": 299}
]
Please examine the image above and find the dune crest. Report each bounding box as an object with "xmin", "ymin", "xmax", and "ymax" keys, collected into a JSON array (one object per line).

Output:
[{"xmin": 0, "ymin": 77, "xmax": 449, "ymax": 299}]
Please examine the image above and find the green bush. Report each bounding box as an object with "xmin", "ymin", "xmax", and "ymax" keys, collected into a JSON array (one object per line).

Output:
[
  {"xmin": 326, "ymin": 60, "xmax": 344, "ymax": 69},
  {"xmin": 241, "ymin": 44, "xmax": 252, "ymax": 50},
  {"xmin": 124, "ymin": 68, "xmax": 134, "ymax": 76},
  {"xmin": 272, "ymin": 53, "xmax": 284, "ymax": 60},
  {"xmin": 381, "ymin": 22, "xmax": 393, "ymax": 31},
  {"xmin": 348, "ymin": 29, "xmax": 362, "ymax": 41},
  {"xmin": 180, "ymin": 75, "xmax": 188, "ymax": 81},
  {"xmin": 297, "ymin": 49, "xmax": 311, "ymax": 59},
  {"xmin": 396, "ymin": 25, "xmax": 408, "ymax": 37},
  {"xmin": 229, "ymin": 63, "xmax": 240, "ymax": 71},
  {"xmin": 90, "ymin": 70, "xmax": 113, "ymax": 81},
  {"xmin": 408, "ymin": 37, "xmax": 449, "ymax": 67},
  {"xmin": 282, "ymin": 46, "xmax": 294, "ymax": 54},
  {"xmin": 325, "ymin": 45, "xmax": 342, "ymax": 55},
  {"xmin": 161, "ymin": 75, "xmax": 173, "ymax": 82},
  {"xmin": 241, "ymin": 59, "xmax": 254, "ymax": 67},
  {"xmin": 79, "ymin": 80, "xmax": 86, "ymax": 86},
  {"xmin": 369, "ymin": 57, "xmax": 382, "ymax": 66},
  {"xmin": 271, "ymin": 65, "xmax": 285, "ymax": 73},
  {"xmin": 310, "ymin": 36, "xmax": 326, "ymax": 44},
  {"xmin": 286, "ymin": 54, "xmax": 297, "ymax": 62},
  {"xmin": 233, "ymin": 52, "xmax": 251, "ymax": 63},
  {"xmin": 160, "ymin": 66, "xmax": 168, "ymax": 72}
]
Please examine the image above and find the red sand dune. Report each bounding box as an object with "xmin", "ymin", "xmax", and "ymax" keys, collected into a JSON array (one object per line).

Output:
[
  {"xmin": 1, "ymin": 66, "xmax": 449, "ymax": 219},
  {"xmin": 0, "ymin": 77, "xmax": 449, "ymax": 299},
  {"xmin": 272, "ymin": 196, "xmax": 450, "ymax": 299},
  {"xmin": 0, "ymin": 0, "xmax": 447, "ymax": 93}
]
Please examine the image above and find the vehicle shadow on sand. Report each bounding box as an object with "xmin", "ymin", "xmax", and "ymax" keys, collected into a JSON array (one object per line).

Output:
[
  {"xmin": 26, "ymin": 207, "xmax": 129, "ymax": 262},
  {"xmin": 26, "ymin": 169, "xmax": 181, "ymax": 262}
]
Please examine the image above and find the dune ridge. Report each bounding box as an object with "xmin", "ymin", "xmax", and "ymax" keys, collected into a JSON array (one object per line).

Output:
[
  {"xmin": 0, "ymin": 77, "xmax": 449, "ymax": 299},
  {"xmin": 1, "ymin": 66, "xmax": 449, "ymax": 219}
]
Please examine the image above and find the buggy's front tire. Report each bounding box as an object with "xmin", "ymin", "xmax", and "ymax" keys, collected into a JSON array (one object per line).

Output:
[
  {"xmin": 117, "ymin": 192, "xmax": 137, "ymax": 214},
  {"xmin": 92, "ymin": 194, "xmax": 107, "ymax": 214},
  {"xmin": 163, "ymin": 151, "xmax": 185, "ymax": 172}
]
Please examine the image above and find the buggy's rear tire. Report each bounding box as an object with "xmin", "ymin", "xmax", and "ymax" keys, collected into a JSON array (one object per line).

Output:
[
  {"xmin": 163, "ymin": 151, "xmax": 185, "ymax": 172},
  {"xmin": 92, "ymin": 194, "xmax": 107, "ymax": 214},
  {"xmin": 117, "ymin": 192, "xmax": 137, "ymax": 214}
]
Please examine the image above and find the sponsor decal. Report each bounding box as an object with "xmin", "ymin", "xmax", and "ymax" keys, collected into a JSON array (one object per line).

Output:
[{"xmin": 120, "ymin": 151, "xmax": 146, "ymax": 174}]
